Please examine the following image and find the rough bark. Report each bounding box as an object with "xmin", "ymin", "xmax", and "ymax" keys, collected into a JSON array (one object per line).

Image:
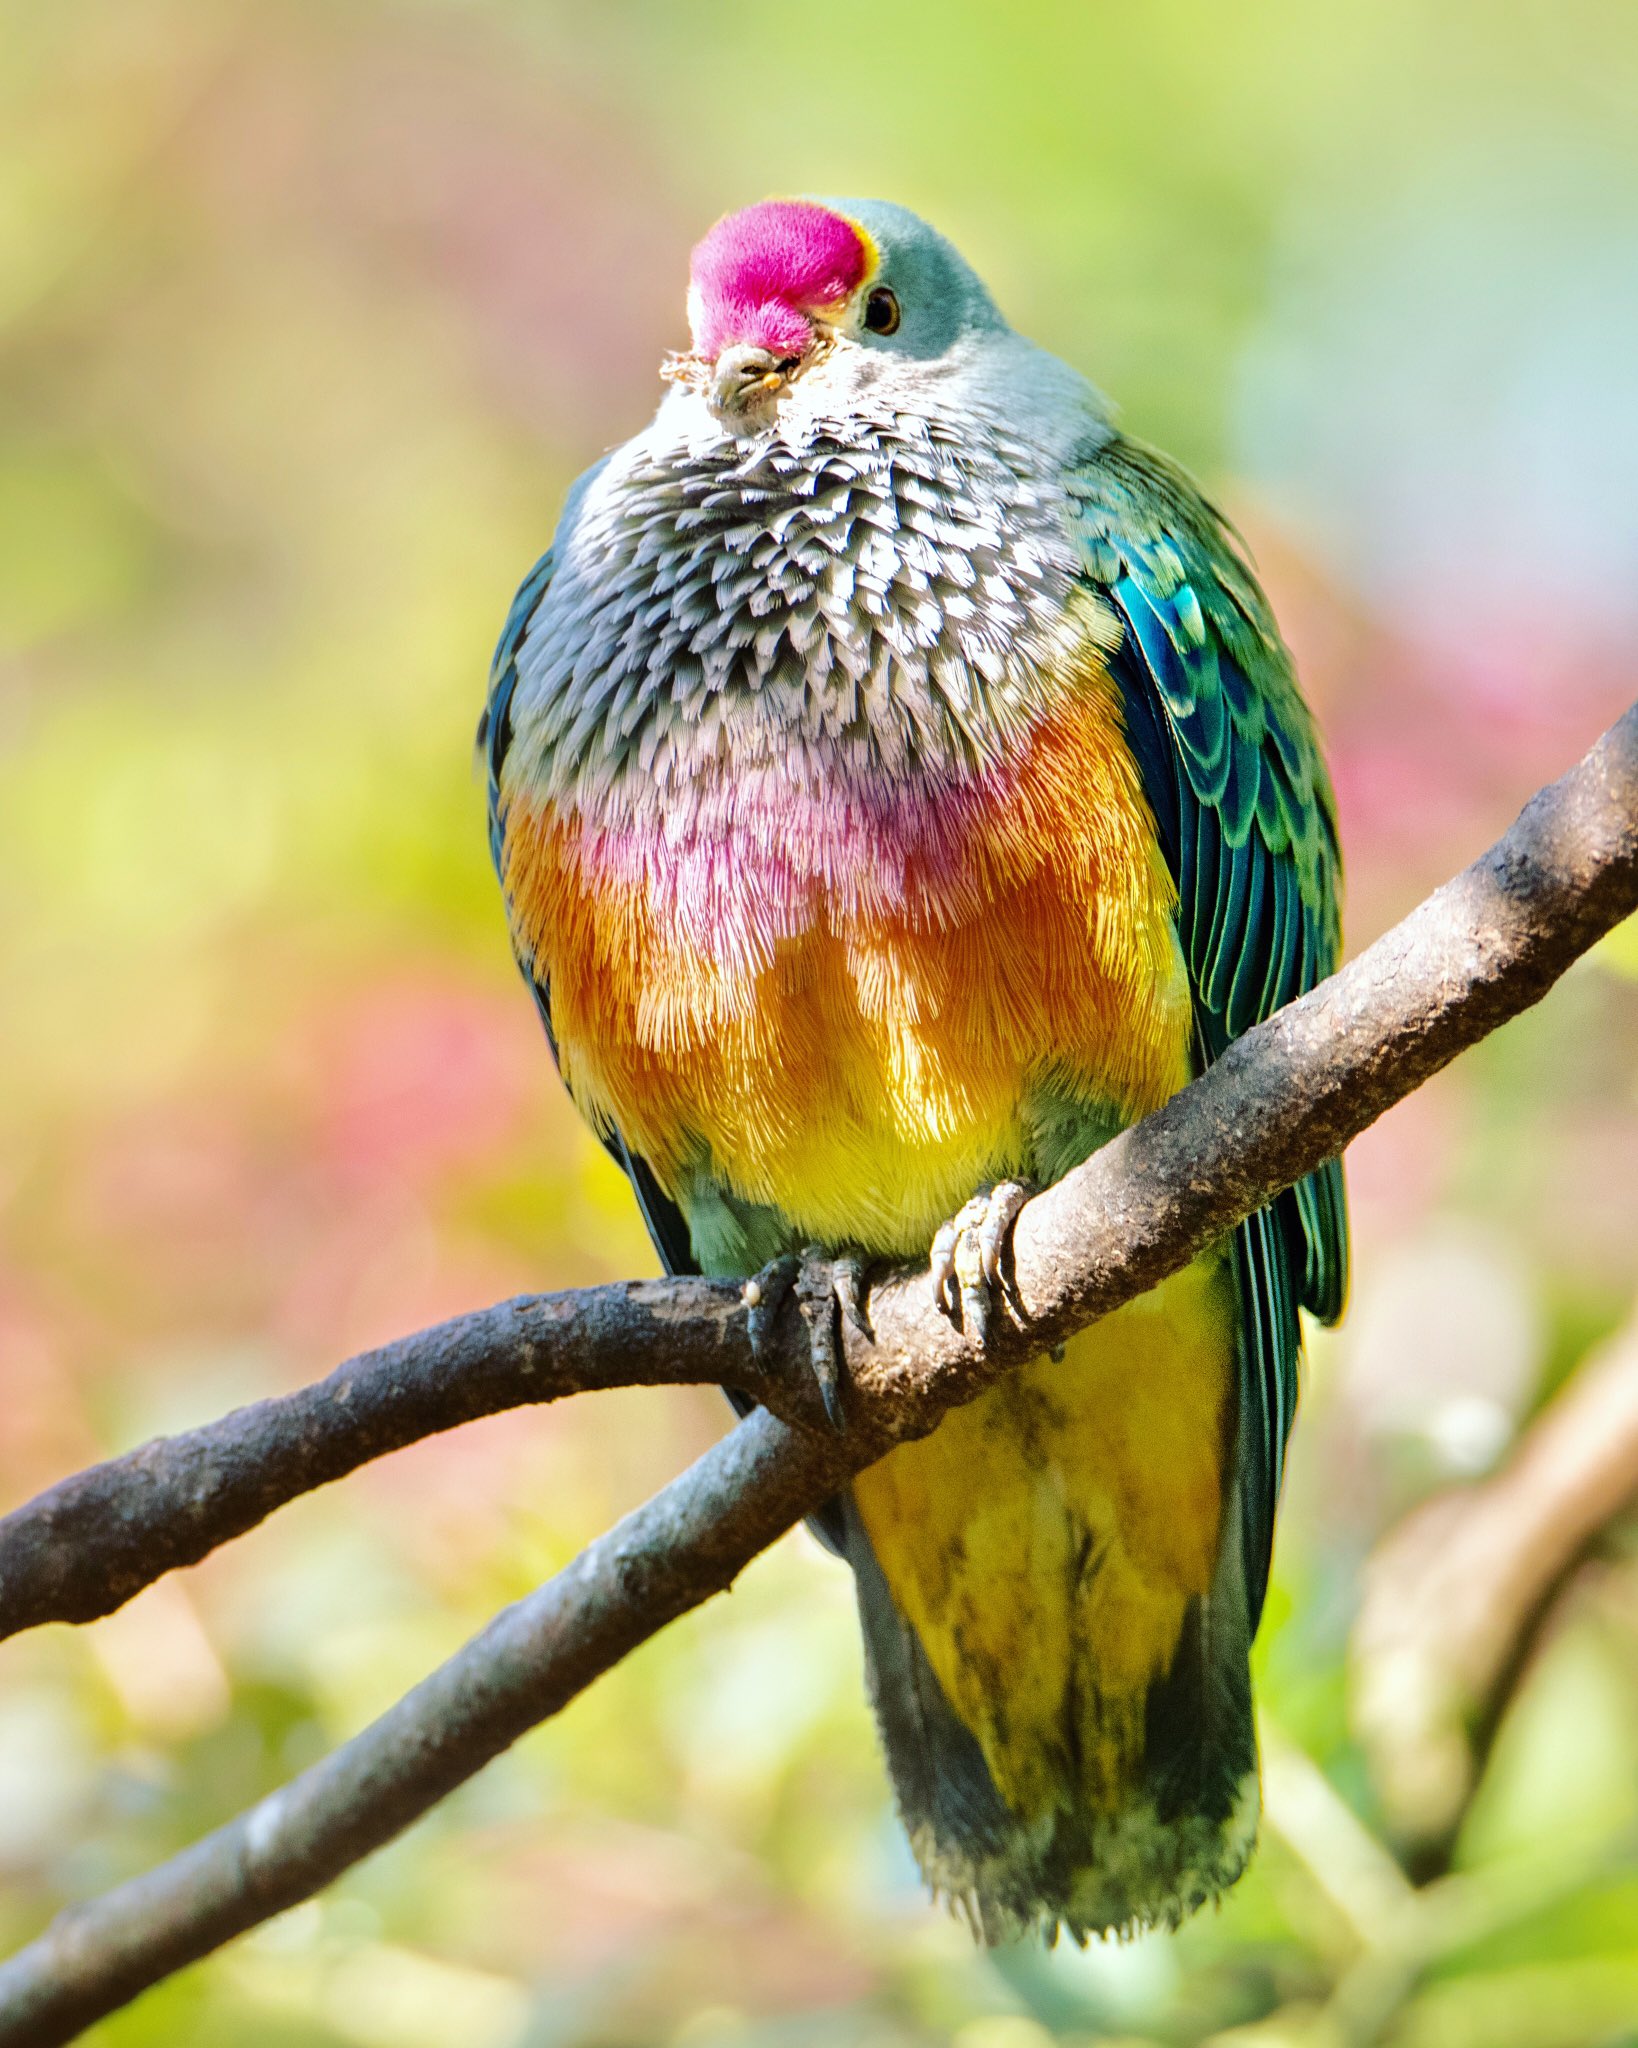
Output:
[{"xmin": 0, "ymin": 1282, "xmax": 787, "ymax": 1640}]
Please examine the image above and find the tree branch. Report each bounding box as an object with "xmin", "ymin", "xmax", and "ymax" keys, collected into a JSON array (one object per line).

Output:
[
  {"xmin": 1351, "ymin": 1297, "xmax": 1638, "ymax": 1879},
  {"xmin": 0, "ymin": 1409, "xmax": 843, "ymax": 2048},
  {"xmin": 0, "ymin": 1280, "xmax": 792, "ymax": 1641},
  {"xmin": 0, "ymin": 703, "xmax": 1633, "ymax": 2044}
]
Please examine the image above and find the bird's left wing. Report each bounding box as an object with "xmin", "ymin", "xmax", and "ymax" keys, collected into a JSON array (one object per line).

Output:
[{"xmin": 1067, "ymin": 438, "xmax": 1349, "ymax": 1626}]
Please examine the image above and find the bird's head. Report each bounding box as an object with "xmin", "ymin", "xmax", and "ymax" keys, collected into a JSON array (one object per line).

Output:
[{"xmin": 666, "ymin": 198, "xmax": 1007, "ymax": 431}]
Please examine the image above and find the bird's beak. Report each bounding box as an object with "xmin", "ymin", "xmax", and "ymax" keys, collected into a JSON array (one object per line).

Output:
[{"xmin": 707, "ymin": 342, "xmax": 802, "ymax": 427}]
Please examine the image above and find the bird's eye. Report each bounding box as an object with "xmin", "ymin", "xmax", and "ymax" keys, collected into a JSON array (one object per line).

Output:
[{"xmin": 863, "ymin": 286, "xmax": 901, "ymax": 335}]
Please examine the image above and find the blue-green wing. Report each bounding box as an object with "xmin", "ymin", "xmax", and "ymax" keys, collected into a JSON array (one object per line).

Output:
[{"xmin": 1069, "ymin": 439, "xmax": 1349, "ymax": 1626}]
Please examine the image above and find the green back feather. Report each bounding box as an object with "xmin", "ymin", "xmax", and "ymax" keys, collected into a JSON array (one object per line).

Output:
[{"xmin": 1070, "ymin": 439, "xmax": 1349, "ymax": 1626}]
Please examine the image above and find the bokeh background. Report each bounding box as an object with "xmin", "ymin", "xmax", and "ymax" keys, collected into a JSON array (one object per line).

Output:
[{"xmin": 3, "ymin": 3, "xmax": 1637, "ymax": 2043}]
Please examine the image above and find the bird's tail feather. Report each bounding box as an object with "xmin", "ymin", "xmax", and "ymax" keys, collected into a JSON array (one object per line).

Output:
[{"xmin": 843, "ymin": 1490, "xmax": 1260, "ymax": 1943}]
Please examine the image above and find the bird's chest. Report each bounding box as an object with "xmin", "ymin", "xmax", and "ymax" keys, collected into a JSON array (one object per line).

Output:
[
  {"xmin": 504, "ymin": 410, "xmax": 1086, "ymax": 806},
  {"xmin": 499, "ymin": 417, "xmax": 1191, "ymax": 1253},
  {"xmin": 501, "ymin": 686, "xmax": 1192, "ymax": 1259}
]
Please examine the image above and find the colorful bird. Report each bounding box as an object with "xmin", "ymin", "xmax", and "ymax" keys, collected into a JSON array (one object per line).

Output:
[{"xmin": 479, "ymin": 199, "xmax": 1347, "ymax": 1941}]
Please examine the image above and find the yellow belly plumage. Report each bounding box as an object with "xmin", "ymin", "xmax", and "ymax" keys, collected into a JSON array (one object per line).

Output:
[{"xmin": 852, "ymin": 1253, "xmax": 1237, "ymax": 1823}]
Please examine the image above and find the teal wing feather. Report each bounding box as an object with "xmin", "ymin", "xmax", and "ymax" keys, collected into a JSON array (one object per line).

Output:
[{"xmin": 1068, "ymin": 438, "xmax": 1349, "ymax": 1626}]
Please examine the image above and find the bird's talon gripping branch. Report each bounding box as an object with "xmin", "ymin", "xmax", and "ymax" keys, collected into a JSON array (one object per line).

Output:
[
  {"xmin": 930, "ymin": 1180, "xmax": 1033, "ymax": 1343},
  {"xmin": 742, "ymin": 1252, "xmax": 798, "ymax": 1346},
  {"xmin": 833, "ymin": 1249, "xmax": 874, "ymax": 1342},
  {"xmin": 744, "ymin": 1249, "xmax": 869, "ymax": 1432}
]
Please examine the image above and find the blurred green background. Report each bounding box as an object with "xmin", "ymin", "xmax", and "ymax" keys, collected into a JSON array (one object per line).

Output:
[{"xmin": 3, "ymin": 3, "xmax": 1637, "ymax": 2043}]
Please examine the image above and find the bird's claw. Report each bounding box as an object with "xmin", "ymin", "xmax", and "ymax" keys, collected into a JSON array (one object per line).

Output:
[
  {"xmin": 743, "ymin": 1247, "xmax": 872, "ymax": 1431},
  {"xmin": 930, "ymin": 1181, "xmax": 1032, "ymax": 1342}
]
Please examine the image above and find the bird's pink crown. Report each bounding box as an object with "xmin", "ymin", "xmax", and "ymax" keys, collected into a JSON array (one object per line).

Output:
[{"xmin": 687, "ymin": 200, "xmax": 873, "ymax": 361}]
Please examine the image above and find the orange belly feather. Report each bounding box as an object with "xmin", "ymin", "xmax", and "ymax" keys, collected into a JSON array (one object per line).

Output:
[{"xmin": 501, "ymin": 657, "xmax": 1194, "ymax": 1256}]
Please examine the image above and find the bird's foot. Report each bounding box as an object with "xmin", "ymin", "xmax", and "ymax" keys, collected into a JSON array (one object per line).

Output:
[
  {"xmin": 743, "ymin": 1247, "xmax": 872, "ymax": 1431},
  {"xmin": 930, "ymin": 1181, "xmax": 1033, "ymax": 1342}
]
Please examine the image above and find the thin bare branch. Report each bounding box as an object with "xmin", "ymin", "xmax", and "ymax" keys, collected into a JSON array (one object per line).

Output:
[
  {"xmin": 0, "ymin": 703, "xmax": 1633, "ymax": 2045},
  {"xmin": 0, "ymin": 1279, "xmax": 794, "ymax": 1640},
  {"xmin": 0, "ymin": 1409, "xmax": 845, "ymax": 2048},
  {"xmin": 1352, "ymin": 1298, "xmax": 1638, "ymax": 1876}
]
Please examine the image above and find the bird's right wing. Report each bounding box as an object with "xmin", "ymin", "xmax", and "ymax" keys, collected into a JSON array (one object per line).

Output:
[
  {"xmin": 1067, "ymin": 437, "xmax": 1350, "ymax": 1626},
  {"xmin": 479, "ymin": 542, "xmax": 699, "ymax": 1281}
]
